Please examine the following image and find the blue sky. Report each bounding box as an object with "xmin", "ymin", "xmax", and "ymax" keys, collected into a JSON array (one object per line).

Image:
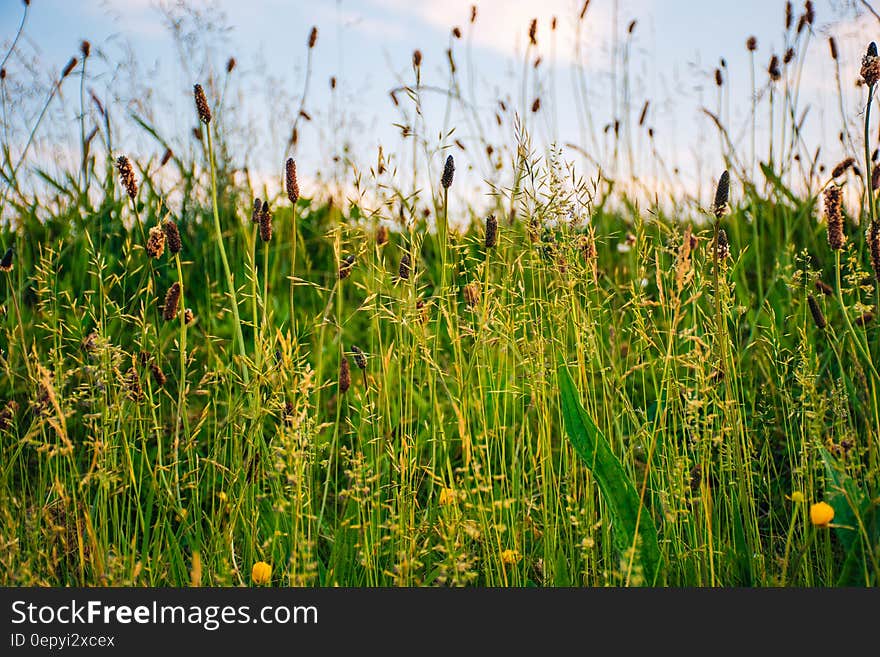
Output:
[{"xmin": 1, "ymin": 0, "xmax": 878, "ymax": 212}]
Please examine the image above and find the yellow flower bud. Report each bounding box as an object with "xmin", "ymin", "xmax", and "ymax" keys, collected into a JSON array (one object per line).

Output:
[
  {"xmin": 252, "ymin": 561, "xmax": 272, "ymax": 585},
  {"xmin": 810, "ymin": 501, "xmax": 834, "ymax": 527},
  {"xmin": 790, "ymin": 491, "xmax": 804, "ymax": 504},
  {"xmin": 500, "ymin": 549, "xmax": 521, "ymax": 565}
]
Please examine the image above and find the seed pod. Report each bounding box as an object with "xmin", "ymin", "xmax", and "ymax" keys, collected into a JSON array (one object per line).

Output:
[
  {"xmin": 115, "ymin": 155, "xmax": 138, "ymax": 200},
  {"xmin": 713, "ymin": 170, "xmax": 729, "ymax": 218},
  {"xmin": 0, "ymin": 247, "xmax": 13, "ymax": 272},
  {"xmin": 338, "ymin": 254, "xmax": 356, "ymax": 279},
  {"xmin": 339, "ymin": 356, "xmax": 351, "ymax": 393},
  {"xmin": 824, "ymin": 186, "xmax": 845, "ymax": 250},
  {"xmin": 193, "ymin": 83, "xmax": 212, "ymax": 124},
  {"xmin": 146, "ymin": 225, "xmax": 166, "ymax": 259},
  {"xmin": 807, "ymin": 294, "xmax": 826, "ymax": 329},
  {"xmin": 163, "ymin": 219, "xmax": 182, "ymax": 255},
  {"xmin": 398, "ymin": 252, "xmax": 412, "ymax": 280},
  {"xmin": 441, "ymin": 155, "xmax": 455, "ymax": 189},
  {"xmin": 285, "ymin": 158, "xmax": 299, "ymax": 204},
  {"xmin": 163, "ymin": 282, "xmax": 181, "ymax": 321},
  {"xmin": 259, "ymin": 201, "xmax": 272, "ymax": 242},
  {"xmin": 485, "ymin": 214, "xmax": 498, "ymax": 249},
  {"xmin": 351, "ymin": 345, "xmax": 367, "ymax": 370}
]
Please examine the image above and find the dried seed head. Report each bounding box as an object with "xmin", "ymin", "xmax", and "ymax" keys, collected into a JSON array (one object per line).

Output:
[
  {"xmin": 285, "ymin": 158, "xmax": 300, "ymax": 204},
  {"xmin": 471, "ymin": 5, "xmax": 477, "ymax": 22},
  {"xmin": 785, "ymin": 1, "xmax": 793, "ymax": 29},
  {"xmin": 416, "ymin": 298, "xmax": 429, "ymax": 324},
  {"xmin": 251, "ymin": 198, "xmax": 262, "ymax": 223},
  {"xmin": 124, "ymin": 367, "xmax": 143, "ymax": 401},
  {"xmin": 463, "ymin": 282, "xmax": 481, "ymax": 307},
  {"xmin": 0, "ymin": 247, "xmax": 13, "ymax": 273},
  {"xmin": 398, "ymin": 252, "xmax": 412, "ymax": 280},
  {"xmin": 485, "ymin": 214, "xmax": 498, "ymax": 249},
  {"xmin": 815, "ymin": 279, "xmax": 834, "ymax": 295},
  {"xmin": 829, "ymin": 36, "xmax": 838, "ymax": 61},
  {"xmin": 768, "ymin": 55, "xmax": 781, "ymax": 81},
  {"xmin": 531, "ymin": 97, "xmax": 541, "ymax": 112},
  {"xmin": 163, "ymin": 219, "xmax": 182, "ymax": 255},
  {"xmin": 805, "ymin": 1, "xmax": 815, "ymax": 25},
  {"xmin": 807, "ymin": 294, "xmax": 826, "ymax": 329},
  {"xmin": 184, "ymin": 308, "xmax": 195, "ymax": 325},
  {"xmin": 193, "ymin": 84, "xmax": 212, "ymax": 124},
  {"xmin": 713, "ymin": 170, "xmax": 730, "ymax": 218},
  {"xmin": 160, "ymin": 148, "xmax": 173, "ymax": 166},
  {"xmin": 441, "ymin": 154, "xmax": 455, "ymax": 189},
  {"xmin": 868, "ymin": 220, "xmax": 880, "ymax": 281},
  {"xmin": 638, "ymin": 101, "xmax": 649, "ymax": 126},
  {"xmin": 831, "ymin": 157, "xmax": 855, "ymax": 178},
  {"xmin": 746, "ymin": 36, "xmax": 758, "ymax": 51},
  {"xmin": 339, "ymin": 356, "xmax": 351, "ymax": 393},
  {"xmin": 714, "ymin": 68, "xmax": 723, "ymax": 86},
  {"xmin": 351, "ymin": 345, "xmax": 367, "ymax": 370},
  {"xmin": 783, "ymin": 47, "xmax": 795, "ymax": 64},
  {"xmin": 413, "ymin": 50, "xmax": 422, "ymax": 68},
  {"xmin": 452, "ymin": 26, "xmax": 462, "ymax": 39},
  {"xmin": 150, "ymin": 363, "xmax": 167, "ymax": 387},
  {"xmin": 259, "ymin": 201, "xmax": 273, "ymax": 242},
  {"xmin": 376, "ymin": 225, "xmax": 389, "ymax": 246},
  {"xmin": 873, "ymin": 166, "xmax": 880, "ymax": 191},
  {"xmin": 338, "ymin": 254, "xmax": 356, "ymax": 279},
  {"xmin": 0, "ymin": 400, "xmax": 18, "ymax": 431},
  {"xmin": 163, "ymin": 282, "xmax": 181, "ymax": 321},
  {"xmin": 146, "ymin": 225, "xmax": 166, "ymax": 259},
  {"xmin": 80, "ymin": 41, "xmax": 91, "ymax": 58},
  {"xmin": 862, "ymin": 43, "xmax": 880, "ymax": 87},
  {"xmin": 308, "ymin": 26, "xmax": 318, "ymax": 49},
  {"xmin": 715, "ymin": 228, "xmax": 730, "ymax": 260},
  {"xmin": 61, "ymin": 57, "xmax": 78, "ymax": 79},
  {"xmin": 824, "ymin": 185, "xmax": 845, "ymax": 250},
  {"xmin": 226, "ymin": 57, "xmax": 236, "ymax": 73},
  {"xmin": 529, "ymin": 19, "xmax": 537, "ymax": 45},
  {"xmin": 855, "ymin": 311, "xmax": 875, "ymax": 326},
  {"xmin": 115, "ymin": 155, "xmax": 138, "ymax": 200}
]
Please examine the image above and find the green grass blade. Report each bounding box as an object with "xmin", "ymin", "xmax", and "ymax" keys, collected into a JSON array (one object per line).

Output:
[{"xmin": 558, "ymin": 362, "xmax": 662, "ymax": 585}]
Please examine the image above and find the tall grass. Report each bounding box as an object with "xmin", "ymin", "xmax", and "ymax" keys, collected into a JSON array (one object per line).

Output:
[{"xmin": 0, "ymin": 1, "xmax": 878, "ymax": 587}]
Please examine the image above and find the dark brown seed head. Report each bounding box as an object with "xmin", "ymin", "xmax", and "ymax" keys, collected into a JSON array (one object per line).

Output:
[
  {"xmin": 146, "ymin": 225, "xmax": 166, "ymax": 259},
  {"xmin": 124, "ymin": 367, "xmax": 143, "ymax": 401},
  {"xmin": 0, "ymin": 68, "xmax": 5, "ymax": 80},
  {"xmin": 815, "ymin": 279, "xmax": 833, "ymax": 295},
  {"xmin": 746, "ymin": 36, "xmax": 757, "ymax": 51},
  {"xmin": 115, "ymin": 155, "xmax": 138, "ymax": 200},
  {"xmin": 80, "ymin": 41, "xmax": 91, "ymax": 58},
  {"xmin": 338, "ymin": 254, "xmax": 356, "ymax": 279},
  {"xmin": 471, "ymin": 5, "xmax": 477, "ymax": 22},
  {"xmin": 638, "ymin": 101, "xmax": 649, "ymax": 126},
  {"xmin": 163, "ymin": 219, "xmax": 182, "ymax": 255},
  {"xmin": 308, "ymin": 26, "xmax": 318, "ymax": 49},
  {"xmin": 283, "ymin": 401, "xmax": 295, "ymax": 426},
  {"xmin": 862, "ymin": 43, "xmax": 880, "ymax": 87},
  {"xmin": 150, "ymin": 363, "xmax": 166, "ymax": 387},
  {"xmin": 398, "ymin": 252, "xmax": 412, "ymax": 280},
  {"xmin": 873, "ymin": 167, "xmax": 880, "ymax": 191},
  {"xmin": 441, "ymin": 155, "xmax": 455, "ymax": 189},
  {"xmin": 531, "ymin": 97, "xmax": 541, "ymax": 112},
  {"xmin": 184, "ymin": 308, "xmax": 195, "ymax": 325},
  {"xmin": 807, "ymin": 294, "xmax": 826, "ymax": 329},
  {"xmin": 824, "ymin": 186, "xmax": 845, "ymax": 250},
  {"xmin": 413, "ymin": 50, "xmax": 422, "ymax": 68},
  {"xmin": 193, "ymin": 84, "xmax": 212, "ymax": 124},
  {"xmin": 251, "ymin": 198, "xmax": 262, "ymax": 223},
  {"xmin": 0, "ymin": 400, "xmax": 18, "ymax": 431},
  {"xmin": 868, "ymin": 220, "xmax": 880, "ymax": 281},
  {"xmin": 714, "ymin": 68, "xmax": 723, "ymax": 86},
  {"xmin": 163, "ymin": 282, "xmax": 181, "ymax": 321},
  {"xmin": 452, "ymin": 26, "xmax": 462, "ymax": 39},
  {"xmin": 831, "ymin": 157, "xmax": 855, "ymax": 178},
  {"xmin": 463, "ymin": 282, "xmax": 481, "ymax": 307},
  {"xmin": 330, "ymin": 76, "xmax": 336, "ymax": 89},
  {"xmin": 529, "ymin": 18, "xmax": 537, "ymax": 46},
  {"xmin": 0, "ymin": 247, "xmax": 13, "ymax": 272},
  {"xmin": 805, "ymin": 1, "xmax": 815, "ymax": 25},
  {"xmin": 226, "ymin": 57, "xmax": 236, "ymax": 73},
  {"xmin": 160, "ymin": 148, "xmax": 173, "ymax": 166},
  {"xmin": 785, "ymin": 1, "xmax": 793, "ymax": 29},
  {"xmin": 351, "ymin": 345, "xmax": 367, "ymax": 370},
  {"xmin": 376, "ymin": 225, "xmax": 389, "ymax": 246},
  {"xmin": 285, "ymin": 158, "xmax": 300, "ymax": 204},
  {"xmin": 855, "ymin": 311, "xmax": 875, "ymax": 326},
  {"xmin": 339, "ymin": 356, "xmax": 350, "ymax": 393},
  {"xmin": 61, "ymin": 57, "xmax": 78, "ymax": 79},
  {"xmin": 829, "ymin": 36, "xmax": 838, "ymax": 61},
  {"xmin": 259, "ymin": 201, "xmax": 272, "ymax": 242},
  {"xmin": 713, "ymin": 170, "xmax": 729, "ymax": 218},
  {"xmin": 485, "ymin": 214, "xmax": 498, "ymax": 249},
  {"xmin": 783, "ymin": 47, "xmax": 795, "ymax": 64},
  {"xmin": 768, "ymin": 55, "xmax": 781, "ymax": 81},
  {"xmin": 715, "ymin": 228, "xmax": 730, "ymax": 260}
]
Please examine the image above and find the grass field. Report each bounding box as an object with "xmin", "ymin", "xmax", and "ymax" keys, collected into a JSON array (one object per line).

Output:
[{"xmin": 1, "ymin": 1, "xmax": 879, "ymax": 587}]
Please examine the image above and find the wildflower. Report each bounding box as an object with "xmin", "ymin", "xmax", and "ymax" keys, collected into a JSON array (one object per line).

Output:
[
  {"xmin": 115, "ymin": 156, "xmax": 138, "ymax": 200},
  {"xmin": 163, "ymin": 282, "xmax": 181, "ymax": 321},
  {"xmin": 790, "ymin": 491, "xmax": 805, "ymax": 504},
  {"xmin": 252, "ymin": 561, "xmax": 272, "ymax": 585},
  {"xmin": 145, "ymin": 225, "xmax": 166, "ymax": 259},
  {"xmin": 824, "ymin": 186, "xmax": 845, "ymax": 250},
  {"xmin": 500, "ymin": 549, "xmax": 521, "ymax": 565},
  {"xmin": 438, "ymin": 487, "xmax": 456, "ymax": 506},
  {"xmin": 285, "ymin": 158, "xmax": 299, "ymax": 204},
  {"xmin": 485, "ymin": 214, "xmax": 498, "ymax": 249},
  {"xmin": 193, "ymin": 84, "xmax": 212, "ymax": 124},
  {"xmin": 861, "ymin": 42, "xmax": 880, "ymax": 87},
  {"xmin": 810, "ymin": 501, "xmax": 834, "ymax": 527},
  {"xmin": 713, "ymin": 170, "xmax": 730, "ymax": 218},
  {"xmin": 807, "ymin": 294, "xmax": 826, "ymax": 329},
  {"xmin": 163, "ymin": 220, "xmax": 182, "ymax": 255},
  {"xmin": 259, "ymin": 201, "xmax": 272, "ymax": 242}
]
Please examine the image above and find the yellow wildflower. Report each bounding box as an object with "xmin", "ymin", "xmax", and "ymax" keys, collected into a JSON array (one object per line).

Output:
[
  {"xmin": 252, "ymin": 561, "xmax": 272, "ymax": 585},
  {"xmin": 810, "ymin": 501, "xmax": 834, "ymax": 527}
]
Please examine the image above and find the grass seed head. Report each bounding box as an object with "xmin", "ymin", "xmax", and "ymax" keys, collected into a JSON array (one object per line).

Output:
[
  {"xmin": 868, "ymin": 220, "xmax": 880, "ymax": 280},
  {"xmin": 485, "ymin": 214, "xmax": 498, "ymax": 249},
  {"xmin": 0, "ymin": 247, "xmax": 13, "ymax": 273},
  {"xmin": 308, "ymin": 27, "xmax": 318, "ymax": 49},
  {"xmin": 339, "ymin": 356, "xmax": 351, "ymax": 393},
  {"xmin": 163, "ymin": 282, "xmax": 181, "ymax": 321},
  {"xmin": 80, "ymin": 41, "xmax": 90, "ymax": 58},
  {"xmin": 146, "ymin": 225, "xmax": 166, "ymax": 259},
  {"xmin": 338, "ymin": 254, "xmax": 356, "ymax": 279},
  {"xmin": 747, "ymin": 36, "xmax": 757, "ymax": 51},
  {"xmin": 441, "ymin": 154, "xmax": 455, "ymax": 189},
  {"xmin": 163, "ymin": 219, "xmax": 182, "ymax": 255},
  {"xmin": 259, "ymin": 201, "xmax": 273, "ymax": 242},
  {"xmin": 193, "ymin": 83, "xmax": 212, "ymax": 124},
  {"xmin": 862, "ymin": 42, "xmax": 880, "ymax": 87},
  {"xmin": 815, "ymin": 279, "xmax": 833, "ymax": 295},
  {"xmin": 115, "ymin": 155, "xmax": 138, "ymax": 200},
  {"xmin": 61, "ymin": 57, "xmax": 78, "ymax": 80},
  {"xmin": 285, "ymin": 158, "xmax": 300, "ymax": 204},
  {"xmin": 398, "ymin": 252, "xmax": 412, "ymax": 280},
  {"xmin": 824, "ymin": 185, "xmax": 845, "ymax": 250},
  {"xmin": 713, "ymin": 170, "xmax": 730, "ymax": 218},
  {"xmin": 251, "ymin": 198, "xmax": 262, "ymax": 223},
  {"xmin": 463, "ymin": 281, "xmax": 481, "ymax": 307},
  {"xmin": 831, "ymin": 157, "xmax": 854, "ymax": 178},
  {"xmin": 375, "ymin": 224, "xmax": 389, "ymax": 246},
  {"xmin": 829, "ymin": 36, "xmax": 838, "ymax": 60},
  {"xmin": 807, "ymin": 294, "xmax": 826, "ymax": 329},
  {"xmin": 768, "ymin": 55, "xmax": 781, "ymax": 81},
  {"xmin": 351, "ymin": 345, "xmax": 367, "ymax": 370}
]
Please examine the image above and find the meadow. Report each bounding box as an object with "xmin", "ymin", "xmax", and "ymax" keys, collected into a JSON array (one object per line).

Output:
[{"xmin": 0, "ymin": 0, "xmax": 878, "ymax": 587}]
